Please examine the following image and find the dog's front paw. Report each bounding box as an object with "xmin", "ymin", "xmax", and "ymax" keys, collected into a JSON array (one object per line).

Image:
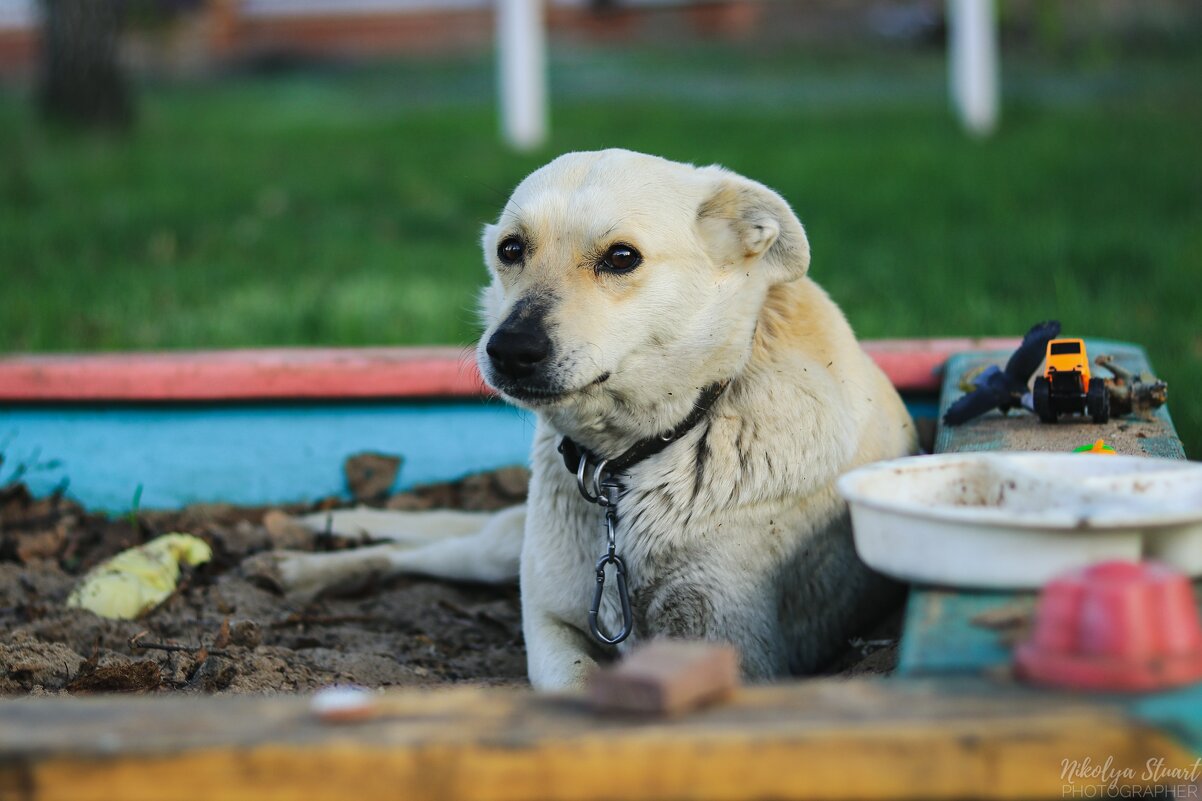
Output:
[
  {"xmin": 242, "ymin": 547, "xmax": 393, "ymax": 601},
  {"xmin": 241, "ymin": 550, "xmax": 320, "ymax": 601}
]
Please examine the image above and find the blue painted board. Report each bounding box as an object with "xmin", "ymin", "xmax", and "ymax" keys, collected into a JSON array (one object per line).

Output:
[
  {"xmin": 1135, "ymin": 684, "xmax": 1202, "ymax": 754},
  {"xmin": 0, "ymin": 400, "xmax": 536, "ymax": 512},
  {"xmin": 896, "ymin": 588, "xmax": 1028, "ymax": 677},
  {"xmin": 1, "ymin": 392, "xmax": 937, "ymax": 513}
]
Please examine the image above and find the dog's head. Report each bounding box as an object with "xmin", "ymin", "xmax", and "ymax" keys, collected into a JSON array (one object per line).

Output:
[{"xmin": 477, "ymin": 149, "xmax": 810, "ymax": 445}]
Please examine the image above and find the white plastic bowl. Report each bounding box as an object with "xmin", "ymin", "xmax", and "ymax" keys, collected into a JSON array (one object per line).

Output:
[{"xmin": 836, "ymin": 452, "xmax": 1202, "ymax": 589}]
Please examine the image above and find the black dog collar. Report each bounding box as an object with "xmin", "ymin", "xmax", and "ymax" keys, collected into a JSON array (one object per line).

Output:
[{"xmin": 557, "ymin": 380, "xmax": 729, "ymax": 480}]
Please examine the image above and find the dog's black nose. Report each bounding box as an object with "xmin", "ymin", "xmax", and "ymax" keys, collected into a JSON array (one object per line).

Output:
[{"xmin": 487, "ymin": 328, "xmax": 551, "ymax": 379}]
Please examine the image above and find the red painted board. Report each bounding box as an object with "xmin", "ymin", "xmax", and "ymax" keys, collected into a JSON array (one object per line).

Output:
[
  {"xmin": 0, "ymin": 347, "xmax": 487, "ymax": 402},
  {"xmin": 864, "ymin": 337, "xmax": 1019, "ymax": 395},
  {"xmin": 0, "ymin": 339, "xmax": 1018, "ymax": 402}
]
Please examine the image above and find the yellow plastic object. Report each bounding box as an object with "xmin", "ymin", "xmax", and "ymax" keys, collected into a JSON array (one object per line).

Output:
[
  {"xmin": 958, "ymin": 364, "xmax": 990, "ymax": 393},
  {"xmin": 1073, "ymin": 439, "xmax": 1117, "ymax": 455},
  {"xmin": 1045, "ymin": 338, "xmax": 1092, "ymax": 384},
  {"xmin": 66, "ymin": 533, "xmax": 212, "ymax": 620}
]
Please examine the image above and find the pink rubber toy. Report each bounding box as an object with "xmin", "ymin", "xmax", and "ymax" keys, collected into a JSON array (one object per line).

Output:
[{"xmin": 1015, "ymin": 561, "xmax": 1202, "ymax": 691}]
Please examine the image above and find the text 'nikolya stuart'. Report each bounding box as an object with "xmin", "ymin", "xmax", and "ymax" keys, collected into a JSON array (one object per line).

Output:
[{"xmin": 1061, "ymin": 756, "xmax": 1202, "ymax": 797}]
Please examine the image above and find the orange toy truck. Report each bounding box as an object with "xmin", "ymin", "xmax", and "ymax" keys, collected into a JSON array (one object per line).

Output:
[{"xmin": 1032, "ymin": 338, "xmax": 1110, "ymax": 424}]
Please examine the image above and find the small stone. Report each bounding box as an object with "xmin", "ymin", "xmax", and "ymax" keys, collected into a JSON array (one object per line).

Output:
[
  {"xmin": 262, "ymin": 510, "xmax": 314, "ymax": 550},
  {"xmin": 588, "ymin": 641, "xmax": 740, "ymax": 716},
  {"xmin": 415, "ymin": 481, "xmax": 457, "ymax": 509},
  {"xmin": 457, "ymin": 473, "xmax": 495, "ymax": 510},
  {"xmin": 186, "ymin": 655, "xmax": 236, "ymax": 692},
  {"xmin": 67, "ymin": 658, "xmax": 161, "ymax": 694},
  {"xmin": 228, "ymin": 618, "xmax": 262, "ymax": 649},
  {"xmin": 15, "ymin": 527, "xmax": 67, "ymax": 563},
  {"xmin": 0, "ymin": 636, "xmax": 86, "ymax": 691},
  {"xmin": 344, "ymin": 452, "xmax": 403, "ymax": 502},
  {"xmin": 492, "ymin": 466, "xmax": 531, "ymax": 500},
  {"xmin": 385, "ymin": 493, "xmax": 433, "ymax": 511}
]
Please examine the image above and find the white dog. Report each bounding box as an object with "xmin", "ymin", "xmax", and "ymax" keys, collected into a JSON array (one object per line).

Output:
[{"xmin": 246, "ymin": 150, "xmax": 917, "ymax": 689}]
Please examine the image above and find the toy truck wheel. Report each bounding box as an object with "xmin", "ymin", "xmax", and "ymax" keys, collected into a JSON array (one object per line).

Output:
[
  {"xmin": 1087, "ymin": 377, "xmax": 1110, "ymax": 424},
  {"xmin": 1033, "ymin": 377, "xmax": 1056, "ymax": 423}
]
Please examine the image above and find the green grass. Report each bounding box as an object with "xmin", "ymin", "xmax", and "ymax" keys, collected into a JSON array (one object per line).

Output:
[{"xmin": 1, "ymin": 45, "xmax": 1200, "ymax": 456}]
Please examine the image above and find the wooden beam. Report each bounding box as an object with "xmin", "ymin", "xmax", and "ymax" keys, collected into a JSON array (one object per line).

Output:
[
  {"xmin": 932, "ymin": 340, "xmax": 1185, "ymax": 459},
  {"xmin": 0, "ymin": 346, "xmax": 487, "ymax": 402},
  {"xmin": 0, "ymin": 679, "xmax": 1191, "ymax": 801}
]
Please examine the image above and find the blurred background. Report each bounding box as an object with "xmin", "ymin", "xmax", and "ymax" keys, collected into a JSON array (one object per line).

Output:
[{"xmin": 0, "ymin": 0, "xmax": 1199, "ymax": 455}]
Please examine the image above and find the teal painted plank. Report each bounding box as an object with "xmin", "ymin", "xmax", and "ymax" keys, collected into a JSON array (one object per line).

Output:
[
  {"xmin": 896, "ymin": 589, "xmax": 1032, "ymax": 676},
  {"xmin": 934, "ymin": 340, "xmax": 1184, "ymax": 460},
  {"xmin": 1134, "ymin": 684, "xmax": 1202, "ymax": 755},
  {"xmin": 0, "ymin": 401, "xmax": 536, "ymax": 512},
  {"xmin": 1, "ymin": 393, "xmax": 938, "ymax": 513},
  {"xmin": 903, "ymin": 396, "xmax": 939, "ymax": 421}
]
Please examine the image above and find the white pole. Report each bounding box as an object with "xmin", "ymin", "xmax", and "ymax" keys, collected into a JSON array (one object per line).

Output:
[
  {"xmin": 948, "ymin": 0, "xmax": 999, "ymax": 136},
  {"xmin": 497, "ymin": 0, "xmax": 548, "ymax": 151}
]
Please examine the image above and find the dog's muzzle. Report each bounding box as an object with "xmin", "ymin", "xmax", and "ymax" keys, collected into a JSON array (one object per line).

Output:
[
  {"xmin": 485, "ymin": 297, "xmax": 554, "ymax": 382},
  {"xmin": 486, "ymin": 327, "xmax": 551, "ymax": 380}
]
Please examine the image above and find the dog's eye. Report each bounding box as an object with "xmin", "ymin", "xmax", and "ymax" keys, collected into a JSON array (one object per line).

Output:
[
  {"xmin": 600, "ymin": 244, "xmax": 642, "ymax": 274},
  {"xmin": 497, "ymin": 237, "xmax": 526, "ymax": 265}
]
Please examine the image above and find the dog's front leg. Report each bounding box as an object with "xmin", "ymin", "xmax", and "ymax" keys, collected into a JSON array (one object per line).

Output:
[
  {"xmin": 519, "ymin": 525, "xmax": 611, "ymax": 690},
  {"xmin": 523, "ymin": 610, "xmax": 607, "ymax": 690},
  {"xmin": 243, "ymin": 505, "xmax": 525, "ymax": 599},
  {"xmin": 294, "ymin": 507, "xmax": 504, "ymax": 545}
]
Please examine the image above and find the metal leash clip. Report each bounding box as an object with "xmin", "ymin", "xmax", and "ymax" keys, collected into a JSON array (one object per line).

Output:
[{"xmin": 575, "ymin": 456, "xmax": 633, "ymax": 645}]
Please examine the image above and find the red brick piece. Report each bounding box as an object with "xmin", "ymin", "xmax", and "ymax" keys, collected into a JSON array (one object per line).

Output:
[{"xmin": 588, "ymin": 640, "xmax": 740, "ymax": 715}]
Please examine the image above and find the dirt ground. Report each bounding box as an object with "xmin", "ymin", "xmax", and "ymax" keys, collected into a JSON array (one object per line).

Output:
[{"xmin": 0, "ymin": 464, "xmax": 898, "ymax": 696}]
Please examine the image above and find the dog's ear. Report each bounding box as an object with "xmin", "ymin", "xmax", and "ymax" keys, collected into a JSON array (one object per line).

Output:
[{"xmin": 696, "ymin": 171, "xmax": 810, "ymax": 282}]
